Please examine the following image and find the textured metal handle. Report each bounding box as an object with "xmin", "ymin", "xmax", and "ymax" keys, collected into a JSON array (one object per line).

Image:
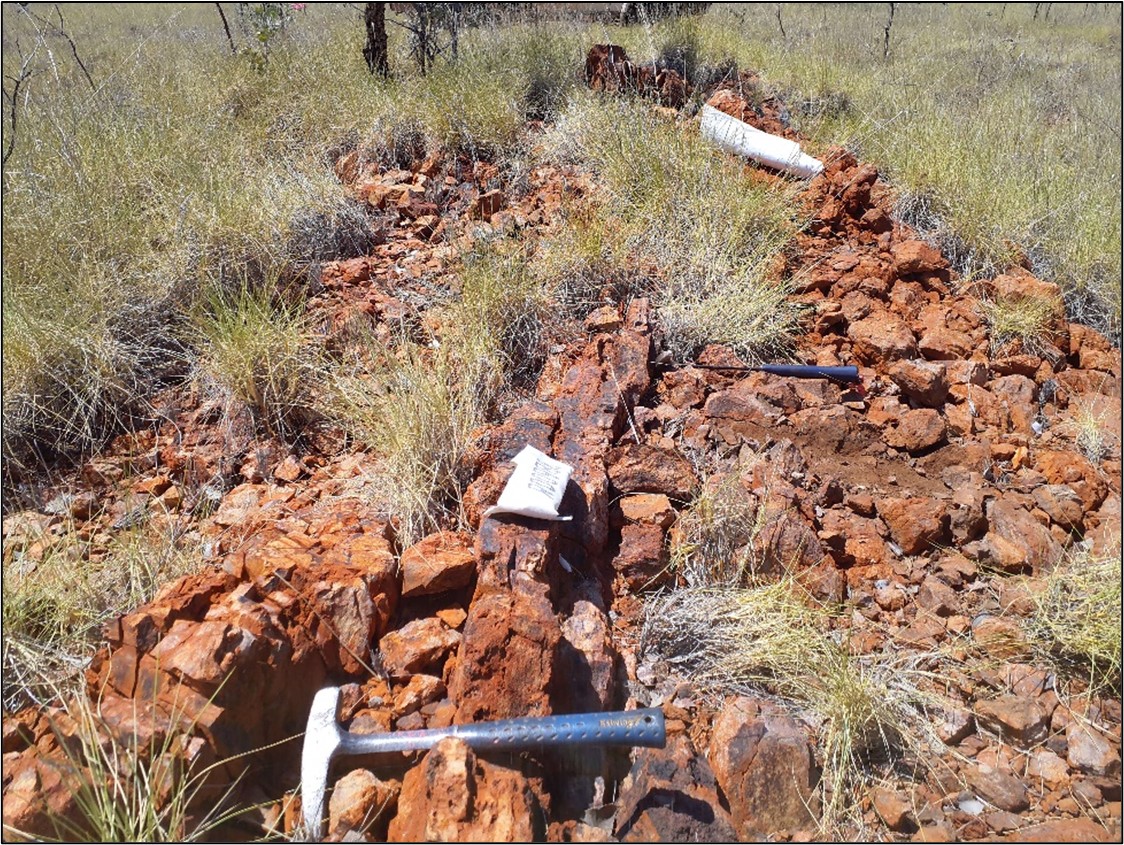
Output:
[
  {"xmin": 341, "ymin": 708, "xmax": 666, "ymax": 756},
  {"xmin": 454, "ymin": 708, "xmax": 666, "ymax": 750}
]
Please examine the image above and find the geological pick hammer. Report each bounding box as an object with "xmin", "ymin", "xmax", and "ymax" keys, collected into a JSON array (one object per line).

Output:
[{"xmin": 300, "ymin": 685, "xmax": 667, "ymax": 840}]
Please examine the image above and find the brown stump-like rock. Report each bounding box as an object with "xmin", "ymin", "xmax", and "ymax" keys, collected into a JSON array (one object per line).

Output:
[
  {"xmin": 707, "ymin": 697, "xmax": 821, "ymax": 837},
  {"xmin": 388, "ymin": 738, "xmax": 543, "ymax": 842},
  {"xmin": 614, "ymin": 732, "xmax": 738, "ymax": 842}
]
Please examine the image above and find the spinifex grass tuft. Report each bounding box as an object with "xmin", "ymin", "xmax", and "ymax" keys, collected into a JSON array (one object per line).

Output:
[
  {"xmin": 2, "ymin": 522, "xmax": 201, "ymax": 711},
  {"xmin": 191, "ymin": 283, "xmax": 323, "ymax": 437},
  {"xmin": 979, "ymin": 293, "xmax": 1061, "ymax": 356},
  {"xmin": 326, "ymin": 333, "xmax": 497, "ymax": 547},
  {"xmin": 540, "ymin": 93, "xmax": 803, "ymax": 362},
  {"xmin": 642, "ymin": 580, "xmax": 959, "ymax": 834},
  {"xmin": 1029, "ymin": 549, "xmax": 1122, "ymax": 693}
]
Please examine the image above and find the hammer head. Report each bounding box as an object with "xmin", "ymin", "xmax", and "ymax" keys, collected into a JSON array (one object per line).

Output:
[{"xmin": 301, "ymin": 685, "xmax": 343, "ymax": 840}]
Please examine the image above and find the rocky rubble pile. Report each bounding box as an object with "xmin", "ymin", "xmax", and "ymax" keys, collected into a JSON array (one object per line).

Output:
[{"xmin": 3, "ymin": 63, "xmax": 1121, "ymax": 844}]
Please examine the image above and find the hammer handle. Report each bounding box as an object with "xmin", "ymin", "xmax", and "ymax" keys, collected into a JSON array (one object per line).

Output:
[
  {"xmin": 690, "ymin": 363, "xmax": 861, "ymax": 382},
  {"xmin": 339, "ymin": 708, "xmax": 666, "ymax": 756}
]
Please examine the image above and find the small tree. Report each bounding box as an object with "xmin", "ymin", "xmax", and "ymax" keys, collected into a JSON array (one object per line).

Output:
[
  {"xmin": 363, "ymin": 2, "xmax": 390, "ymax": 77},
  {"xmin": 395, "ymin": 3, "xmax": 461, "ymax": 75}
]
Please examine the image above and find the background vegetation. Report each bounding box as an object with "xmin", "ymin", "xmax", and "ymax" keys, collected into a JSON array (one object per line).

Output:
[
  {"xmin": 3, "ymin": 3, "xmax": 1120, "ymax": 480},
  {"xmin": 619, "ymin": 3, "xmax": 1122, "ymax": 328}
]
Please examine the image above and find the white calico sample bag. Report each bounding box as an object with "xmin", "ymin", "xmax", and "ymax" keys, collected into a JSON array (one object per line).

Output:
[
  {"xmin": 484, "ymin": 445, "xmax": 573, "ymax": 521},
  {"xmin": 699, "ymin": 104, "xmax": 824, "ymax": 178}
]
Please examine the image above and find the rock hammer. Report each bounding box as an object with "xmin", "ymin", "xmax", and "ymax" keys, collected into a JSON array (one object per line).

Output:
[{"xmin": 300, "ymin": 685, "xmax": 666, "ymax": 839}]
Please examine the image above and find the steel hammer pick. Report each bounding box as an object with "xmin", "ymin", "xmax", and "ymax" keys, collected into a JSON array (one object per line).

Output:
[{"xmin": 300, "ymin": 685, "xmax": 666, "ymax": 840}]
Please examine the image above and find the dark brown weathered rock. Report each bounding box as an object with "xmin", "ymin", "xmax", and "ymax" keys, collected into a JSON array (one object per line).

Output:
[
  {"xmin": 983, "ymin": 496, "xmax": 1062, "ymax": 573},
  {"xmin": 889, "ymin": 359, "xmax": 949, "ymax": 407},
  {"xmin": 607, "ymin": 442, "xmax": 697, "ymax": 502},
  {"xmin": 1066, "ymin": 722, "xmax": 1121, "ymax": 777},
  {"xmin": 708, "ymin": 697, "xmax": 820, "ymax": 837},
  {"xmin": 885, "ymin": 408, "xmax": 947, "ymax": 453},
  {"xmin": 965, "ymin": 763, "xmax": 1029, "ymax": 812},
  {"xmin": 848, "ymin": 313, "xmax": 918, "ymax": 364},
  {"xmin": 329, "ymin": 768, "xmax": 399, "ymax": 839},
  {"xmin": 614, "ymin": 732, "xmax": 738, "ymax": 842},
  {"xmin": 448, "ymin": 588, "xmax": 561, "ymax": 723},
  {"xmin": 871, "ymin": 786, "xmax": 917, "ymax": 832},
  {"xmin": 917, "ymin": 575, "xmax": 959, "ymax": 617},
  {"xmin": 611, "ymin": 522, "xmax": 670, "ymax": 592}
]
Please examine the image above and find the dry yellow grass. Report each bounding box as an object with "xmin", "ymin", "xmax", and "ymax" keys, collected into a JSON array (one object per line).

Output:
[{"xmin": 642, "ymin": 580, "xmax": 959, "ymax": 834}]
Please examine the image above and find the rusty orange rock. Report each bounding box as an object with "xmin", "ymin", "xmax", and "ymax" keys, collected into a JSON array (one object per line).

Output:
[{"xmin": 400, "ymin": 531, "xmax": 477, "ymax": 598}]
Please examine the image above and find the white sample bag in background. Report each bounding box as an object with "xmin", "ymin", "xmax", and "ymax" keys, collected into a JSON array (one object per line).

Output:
[
  {"xmin": 484, "ymin": 445, "xmax": 573, "ymax": 521},
  {"xmin": 699, "ymin": 104, "xmax": 824, "ymax": 179}
]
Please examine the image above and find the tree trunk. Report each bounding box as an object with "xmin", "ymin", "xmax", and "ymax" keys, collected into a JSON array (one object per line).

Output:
[{"xmin": 363, "ymin": 2, "xmax": 389, "ymax": 78}]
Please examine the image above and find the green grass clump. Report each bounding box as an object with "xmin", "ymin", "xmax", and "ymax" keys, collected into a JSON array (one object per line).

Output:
[
  {"xmin": 2, "ymin": 524, "xmax": 201, "ymax": 710},
  {"xmin": 457, "ymin": 244, "xmax": 555, "ymax": 389},
  {"xmin": 326, "ymin": 334, "xmax": 497, "ymax": 547},
  {"xmin": 541, "ymin": 93, "xmax": 803, "ymax": 362},
  {"xmin": 643, "ymin": 579, "xmax": 955, "ymax": 834},
  {"xmin": 191, "ymin": 284, "xmax": 323, "ymax": 437},
  {"xmin": 1030, "ymin": 550, "xmax": 1122, "ymax": 692},
  {"xmin": 5, "ymin": 687, "xmax": 253, "ymax": 842},
  {"xmin": 979, "ymin": 292, "xmax": 1060, "ymax": 355}
]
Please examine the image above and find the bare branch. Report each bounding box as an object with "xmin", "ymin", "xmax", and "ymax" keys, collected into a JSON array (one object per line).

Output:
[
  {"xmin": 883, "ymin": 2, "xmax": 896, "ymax": 59},
  {"xmin": 3, "ymin": 60, "xmax": 37, "ymax": 168},
  {"xmin": 215, "ymin": 3, "xmax": 237, "ymax": 55},
  {"xmin": 51, "ymin": 4, "xmax": 96, "ymax": 90}
]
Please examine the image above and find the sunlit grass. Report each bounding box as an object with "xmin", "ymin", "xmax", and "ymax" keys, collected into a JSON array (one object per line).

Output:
[{"xmin": 614, "ymin": 3, "xmax": 1122, "ymax": 332}]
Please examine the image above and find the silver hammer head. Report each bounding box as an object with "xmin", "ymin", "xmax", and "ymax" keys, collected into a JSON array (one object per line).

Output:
[{"xmin": 300, "ymin": 685, "xmax": 344, "ymax": 840}]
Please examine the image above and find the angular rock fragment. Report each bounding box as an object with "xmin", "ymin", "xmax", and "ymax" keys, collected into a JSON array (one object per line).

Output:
[
  {"xmin": 614, "ymin": 732, "xmax": 737, "ymax": 842},
  {"xmin": 708, "ymin": 697, "xmax": 820, "ymax": 837},
  {"xmin": 400, "ymin": 531, "xmax": 477, "ymax": 597},
  {"xmin": 388, "ymin": 738, "xmax": 542, "ymax": 842},
  {"xmin": 876, "ymin": 496, "xmax": 950, "ymax": 555},
  {"xmin": 975, "ymin": 695, "xmax": 1050, "ymax": 749},
  {"xmin": 379, "ymin": 617, "xmax": 461, "ymax": 680}
]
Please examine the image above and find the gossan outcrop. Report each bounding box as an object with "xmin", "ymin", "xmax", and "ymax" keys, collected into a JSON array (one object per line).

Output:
[{"xmin": 4, "ymin": 62, "xmax": 1122, "ymax": 845}]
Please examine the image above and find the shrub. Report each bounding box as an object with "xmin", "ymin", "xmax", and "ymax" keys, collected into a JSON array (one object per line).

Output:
[
  {"xmin": 1029, "ymin": 549, "xmax": 1122, "ymax": 692},
  {"xmin": 541, "ymin": 93, "xmax": 802, "ymax": 362},
  {"xmin": 191, "ymin": 284, "xmax": 322, "ymax": 437}
]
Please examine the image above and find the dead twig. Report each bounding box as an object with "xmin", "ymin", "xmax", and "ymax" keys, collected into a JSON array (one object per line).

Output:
[
  {"xmin": 51, "ymin": 4, "xmax": 96, "ymax": 90},
  {"xmin": 883, "ymin": 2, "xmax": 896, "ymax": 59},
  {"xmin": 2, "ymin": 41, "xmax": 39, "ymax": 169},
  {"xmin": 215, "ymin": 3, "xmax": 237, "ymax": 55}
]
